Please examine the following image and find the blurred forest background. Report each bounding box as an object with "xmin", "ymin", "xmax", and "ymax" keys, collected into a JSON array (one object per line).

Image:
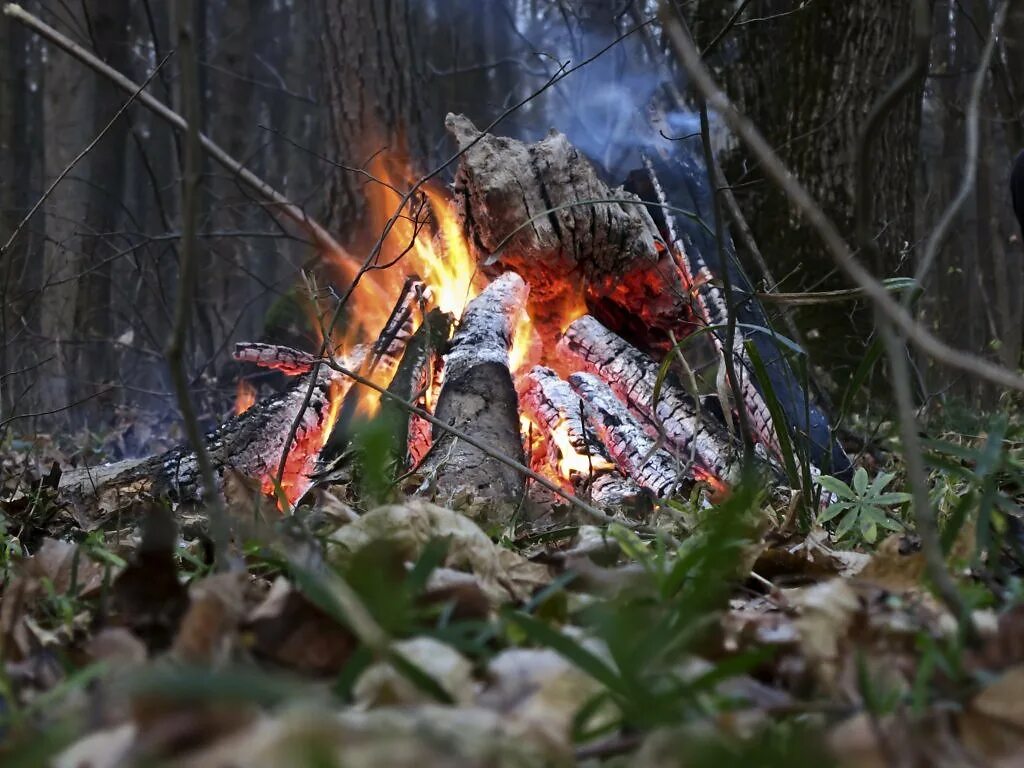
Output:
[{"xmin": 1, "ymin": 0, "xmax": 1022, "ymax": 444}]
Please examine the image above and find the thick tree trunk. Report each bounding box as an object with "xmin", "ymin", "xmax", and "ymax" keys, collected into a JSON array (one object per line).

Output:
[
  {"xmin": 686, "ymin": 1, "xmax": 923, "ymax": 377},
  {"xmin": 320, "ymin": 0, "xmax": 425, "ymax": 241}
]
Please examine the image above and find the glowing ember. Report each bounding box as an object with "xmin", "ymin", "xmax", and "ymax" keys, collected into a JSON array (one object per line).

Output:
[{"xmin": 235, "ymin": 380, "xmax": 256, "ymax": 415}]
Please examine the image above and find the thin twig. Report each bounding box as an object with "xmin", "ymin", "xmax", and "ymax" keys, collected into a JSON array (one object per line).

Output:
[
  {"xmin": 879, "ymin": 321, "xmax": 974, "ymax": 640},
  {"xmin": 657, "ymin": 4, "xmax": 1024, "ymax": 394},
  {"xmin": 165, "ymin": 0, "xmax": 228, "ymax": 569},
  {"xmin": 1, "ymin": 2, "xmax": 353, "ymax": 264}
]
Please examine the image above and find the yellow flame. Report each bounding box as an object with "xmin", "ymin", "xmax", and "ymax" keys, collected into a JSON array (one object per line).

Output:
[
  {"xmin": 235, "ymin": 380, "xmax": 256, "ymax": 415},
  {"xmin": 548, "ymin": 418, "xmax": 614, "ymax": 478}
]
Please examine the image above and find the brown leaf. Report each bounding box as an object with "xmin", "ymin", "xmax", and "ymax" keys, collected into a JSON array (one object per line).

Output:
[
  {"xmin": 856, "ymin": 535, "xmax": 927, "ymax": 593},
  {"xmin": 244, "ymin": 576, "xmax": 356, "ymax": 676},
  {"xmin": 172, "ymin": 572, "xmax": 248, "ymax": 665},
  {"xmin": 22, "ymin": 538, "xmax": 108, "ymax": 598},
  {"xmin": 110, "ymin": 509, "xmax": 188, "ymax": 651}
]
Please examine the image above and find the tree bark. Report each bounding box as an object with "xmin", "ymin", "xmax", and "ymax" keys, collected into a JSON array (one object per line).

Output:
[
  {"xmin": 320, "ymin": 0, "xmax": 425, "ymax": 241},
  {"xmin": 685, "ymin": 1, "xmax": 923, "ymax": 377}
]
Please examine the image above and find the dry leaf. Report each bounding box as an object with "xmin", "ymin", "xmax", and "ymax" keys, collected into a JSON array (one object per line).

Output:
[
  {"xmin": 172, "ymin": 572, "xmax": 248, "ymax": 664},
  {"xmin": 327, "ymin": 500, "xmax": 550, "ymax": 603},
  {"xmin": 478, "ymin": 648, "xmax": 609, "ymax": 753},
  {"xmin": 354, "ymin": 636, "xmax": 476, "ymax": 707},
  {"xmin": 244, "ymin": 576, "xmax": 356, "ymax": 676},
  {"xmin": 786, "ymin": 578, "xmax": 860, "ymax": 691},
  {"xmin": 179, "ymin": 704, "xmax": 565, "ymax": 768}
]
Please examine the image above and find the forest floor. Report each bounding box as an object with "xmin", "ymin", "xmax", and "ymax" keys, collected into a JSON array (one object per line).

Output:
[{"xmin": 2, "ymin": 397, "xmax": 1024, "ymax": 768}]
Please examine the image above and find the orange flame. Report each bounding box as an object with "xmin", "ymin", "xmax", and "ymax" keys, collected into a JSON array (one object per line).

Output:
[
  {"xmin": 235, "ymin": 380, "xmax": 256, "ymax": 415},
  {"xmin": 548, "ymin": 418, "xmax": 614, "ymax": 478}
]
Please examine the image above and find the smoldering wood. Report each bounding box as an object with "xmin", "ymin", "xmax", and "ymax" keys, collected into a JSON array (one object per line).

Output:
[
  {"xmin": 232, "ymin": 342, "xmax": 320, "ymax": 376},
  {"xmin": 568, "ymin": 372, "xmax": 690, "ymax": 499},
  {"xmin": 519, "ymin": 365, "xmax": 614, "ymax": 469},
  {"xmin": 416, "ymin": 272, "xmax": 528, "ymax": 506},
  {"xmin": 560, "ymin": 314, "xmax": 743, "ymax": 485},
  {"xmin": 446, "ymin": 113, "xmax": 691, "ymax": 341},
  {"xmin": 520, "ymin": 365, "xmax": 644, "ymax": 511},
  {"xmin": 60, "ymin": 365, "xmax": 343, "ymax": 520},
  {"xmin": 381, "ymin": 308, "xmax": 452, "ymax": 472}
]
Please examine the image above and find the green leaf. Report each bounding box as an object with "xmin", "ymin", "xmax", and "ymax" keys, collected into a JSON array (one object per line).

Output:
[
  {"xmin": 836, "ymin": 509, "xmax": 860, "ymax": 539},
  {"xmin": 871, "ymin": 492, "xmax": 912, "ymax": 506},
  {"xmin": 818, "ymin": 501, "xmax": 852, "ymax": 523},
  {"xmin": 861, "ymin": 519, "xmax": 878, "ymax": 543},
  {"xmin": 817, "ymin": 475, "xmax": 855, "ymax": 500},
  {"xmin": 853, "ymin": 467, "xmax": 869, "ymax": 496},
  {"xmin": 869, "ymin": 472, "xmax": 896, "ymax": 495}
]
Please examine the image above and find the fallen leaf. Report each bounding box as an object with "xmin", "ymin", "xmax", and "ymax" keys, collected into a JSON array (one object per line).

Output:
[
  {"xmin": 786, "ymin": 578, "xmax": 860, "ymax": 691},
  {"xmin": 327, "ymin": 500, "xmax": 550, "ymax": 604},
  {"xmin": 244, "ymin": 576, "xmax": 356, "ymax": 676},
  {"xmin": 354, "ymin": 636, "xmax": 476, "ymax": 707},
  {"xmin": 172, "ymin": 572, "xmax": 248, "ymax": 664}
]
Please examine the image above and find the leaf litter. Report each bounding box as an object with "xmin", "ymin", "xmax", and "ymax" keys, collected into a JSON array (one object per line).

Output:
[{"xmin": 3, "ymin": 427, "xmax": 1024, "ymax": 768}]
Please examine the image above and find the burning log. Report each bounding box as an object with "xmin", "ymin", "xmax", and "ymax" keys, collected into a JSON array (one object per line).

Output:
[
  {"xmin": 416, "ymin": 272, "xmax": 528, "ymax": 506},
  {"xmin": 382, "ymin": 308, "xmax": 452, "ymax": 470},
  {"xmin": 567, "ymin": 372, "xmax": 690, "ymax": 499},
  {"xmin": 519, "ymin": 366, "xmax": 613, "ymax": 475},
  {"xmin": 60, "ymin": 348, "xmax": 346, "ymax": 517},
  {"xmin": 520, "ymin": 366, "xmax": 644, "ymax": 510},
  {"xmin": 560, "ymin": 315, "xmax": 743, "ymax": 486},
  {"xmin": 446, "ymin": 114, "xmax": 690, "ymax": 343}
]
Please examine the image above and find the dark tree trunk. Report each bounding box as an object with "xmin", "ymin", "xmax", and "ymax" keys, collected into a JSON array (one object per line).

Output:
[
  {"xmin": 320, "ymin": 0, "xmax": 425, "ymax": 241},
  {"xmin": 685, "ymin": 1, "xmax": 924, "ymax": 376}
]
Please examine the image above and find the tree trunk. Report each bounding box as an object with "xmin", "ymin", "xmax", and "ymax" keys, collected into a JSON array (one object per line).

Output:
[
  {"xmin": 685, "ymin": 1, "xmax": 923, "ymax": 375},
  {"xmin": 320, "ymin": 0, "xmax": 425, "ymax": 242}
]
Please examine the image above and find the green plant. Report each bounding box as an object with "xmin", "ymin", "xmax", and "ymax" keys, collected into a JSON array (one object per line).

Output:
[{"xmin": 817, "ymin": 467, "xmax": 910, "ymax": 543}]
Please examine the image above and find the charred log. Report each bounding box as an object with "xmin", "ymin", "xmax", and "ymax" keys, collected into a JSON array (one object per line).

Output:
[
  {"xmin": 567, "ymin": 372, "xmax": 690, "ymax": 499},
  {"xmin": 61, "ymin": 355, "xmax": 344, "ymax": 518},
  {"xmin": 416, "ymin": 272, "xmax": 528, "ymax": 506},
  {"xmin": 560, "ymin": 314, "xmax": 743, "ymax": 486},
  {"xmin": 382, "ymin": 308, "xmax": 452, "ymax": 471},
  {"xmin": 446, "ymin": 114, "xmax": 690, "ymax": 345}
]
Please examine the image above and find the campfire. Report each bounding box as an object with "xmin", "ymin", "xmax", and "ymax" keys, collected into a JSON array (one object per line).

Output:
[{"xmin": 61, "ymin": 115, "xmax": 847, "ymax": 520}]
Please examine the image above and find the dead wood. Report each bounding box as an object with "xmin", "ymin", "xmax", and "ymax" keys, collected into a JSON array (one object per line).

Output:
[
  {"xmin": 446, "ymin": 113, "xmax": 691, "ymax": 343},
  {"xmin": 416, "ymin": 272, "xmax": 528, "ymax": 506},
  {"xmin": 560, "ymin": 314, "xmax": 743, "ymax": 486}
]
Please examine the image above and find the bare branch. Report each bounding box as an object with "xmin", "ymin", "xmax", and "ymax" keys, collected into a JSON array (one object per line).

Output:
[
  {"xmin": 658, "ymin": 3, "xmax": 1024, "ymax": 394},
  {"xmin": 2, "ymin": 2, "xmax": 354, "ymax": 265},
  {"xmin": 165, "ymin": 0, "xmax": 229, "ymax": 567}
]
